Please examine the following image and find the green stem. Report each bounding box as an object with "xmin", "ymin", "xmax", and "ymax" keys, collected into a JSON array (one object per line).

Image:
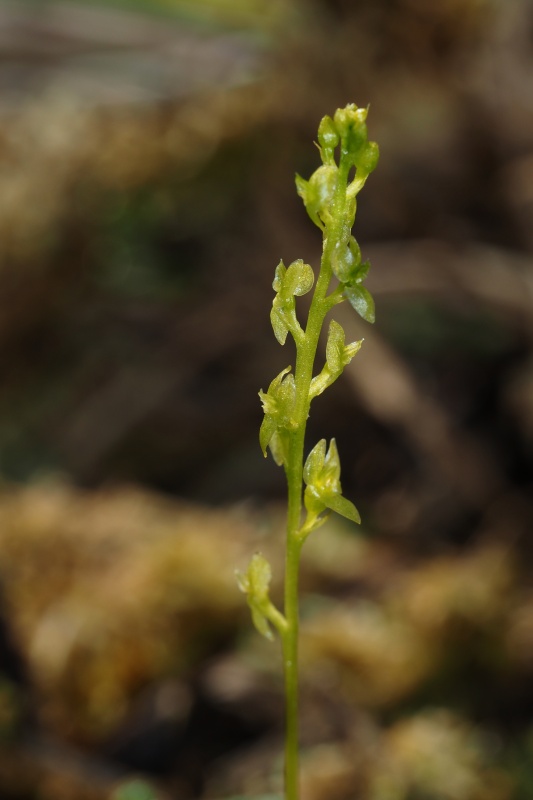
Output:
[
  {"xmin": 283, "ymin": 440, "xmax": 303, "ymax": 800},
  {"xmin": 281, "ymin": 154, "xmax": 351, "ymax": 800}
]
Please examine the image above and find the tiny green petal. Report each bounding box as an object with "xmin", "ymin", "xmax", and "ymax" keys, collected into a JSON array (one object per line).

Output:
[
  {"xmin": 258, "ymin": 389, "xmax": 277, "ymax": 417},
  {"xmin": 269, "ymin": 429, "xmax": 289, "ymax": 466},
  {"xmin": 278, "ymin": 372, "xmax": 296, "ymax": 423},
  {"xmin": 323, "ymin": 493, "xmax": 361, "ymax": 524},
  {"xmin": 344, "ymin": 339, "xmax": 364, "ymax": 362},
  {"xmin": 295, "ymin": 173, "xmax": 309, "ymax": 201},
  {"xmin": 270, "ymin": 306, "xmax": 289, "ymax": 345},
  {"xmin": 326, "ymin": 319, "xmax": 346, "ymax": 374},
  {"xmin": 268, "ymin": 366, "xmax": 292, "ymax": 393},
  {"xmin": 322, "ymin": 438, "xmax": 341, "ymax": 489},
  {"xmin": 259, "ymin": 413, "xmax": 277, "ymax": 457},
  {"xmin": 303, "ymin": 439, "xmax": 327, "ymax": 485}
]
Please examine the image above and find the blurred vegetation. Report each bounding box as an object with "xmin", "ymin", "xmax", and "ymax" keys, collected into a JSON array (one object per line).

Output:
[{"xmin": 1, "ymin": 0, "xmax": 533, "ymax": 797}]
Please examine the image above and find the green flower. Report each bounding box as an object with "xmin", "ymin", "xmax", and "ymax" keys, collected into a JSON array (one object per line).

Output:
[
  {"xmin": 236, "ymin": 553, "xmax": 286, "ymax": 641},
  {"xmin": 258, "ymin": 366, "xmax": 296, "ymax": 464},
  {"xmin": 270, "ymin": 259, "xmax": 314, "ymax": 345},
  {"xmin": 310, "ymin": 320, "xmax": 363, "ymax": 399},
  {"xmin": 303, "ymin": 438, "xmax": 361, "ymax": 524}
]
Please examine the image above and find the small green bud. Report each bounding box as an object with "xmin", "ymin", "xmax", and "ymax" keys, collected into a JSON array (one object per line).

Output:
[
  {"xmin": 334, "ymin": 104, "xmax": 368, "ymax": 133},
  {"xmin": 268, "ymin": 428, "xmax": 290, "ymax": 467},
  {"xmin": 334, "ymin": 104, "xmax": 368, "ymax": 161},
  {"xmin": 318, "ymin": 115, "xmax": 340, "ymax": 150}
]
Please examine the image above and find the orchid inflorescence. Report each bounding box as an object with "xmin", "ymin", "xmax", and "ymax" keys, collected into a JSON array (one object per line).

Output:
[{"xmin": 237, "ymin": 104, "xmax": 379, "ymax": 800}]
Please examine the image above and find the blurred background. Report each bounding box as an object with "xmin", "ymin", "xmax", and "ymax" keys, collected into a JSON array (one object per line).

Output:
[{"xmin": 1, "ymin": 0, "xmax": 533, "ymax": 798}]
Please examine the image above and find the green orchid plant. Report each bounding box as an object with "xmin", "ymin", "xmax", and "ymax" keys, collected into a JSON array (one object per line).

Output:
[{"xmin": 237, "ymin": 104, "xmax": 379, "ymax": 800}]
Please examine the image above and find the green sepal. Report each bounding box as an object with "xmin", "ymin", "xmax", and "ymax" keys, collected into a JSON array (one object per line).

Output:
[
  {"xmin": 344, "ymin": 284, "xmax": 375, "ymax": 324},
  {"xmin": 296, "ymin": 165, "xmax": 338, "ymax": 229},
  {"xmin": 277, "ymin": 372, "xmax": 296, "ymax": 418},
  {"xmin": 269, "ymin": 429, "xmax": 290, "ymax": 467},
  {"xmin": 270, "ymin": 305, "xmax": 289, "ymax": 345},
  {"xmin": 295, "ymin": 173, "xmax": 310, "ymax": 211},
  {"xmin": 325, "ymin": 320, "xmax": 346, "ymax": 374},
  {"xmin": 323, "ymin": 492, "xmax": 361, "ymax": 524},
  {"xmin": 354, "ymin": 140, "xmax": 379, "ymax": 175},
  {"xmin": 259, "ymin": 413, "xmax": 278, "ymax": 458},
  {"xmin": 303, "ymin": 438, "xmax": 327, "ymax": 485},
  {"xmin": 349, "ymin": 237, "xmax": 362, "ymax": 271}
]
